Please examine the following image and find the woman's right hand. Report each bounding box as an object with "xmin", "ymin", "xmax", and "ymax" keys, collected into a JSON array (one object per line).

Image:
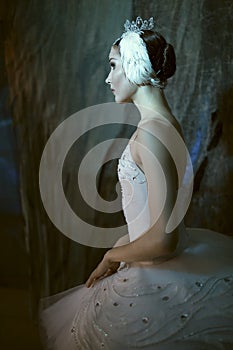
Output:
[{"xmin": 85, "ymin": 252, "xmax": 120, "ymax": 288}]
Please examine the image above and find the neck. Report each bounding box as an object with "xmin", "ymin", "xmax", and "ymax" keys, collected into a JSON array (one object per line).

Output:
[{"xmin": 132, "ymin": 85, "xmax": 172, "ymax": 121}]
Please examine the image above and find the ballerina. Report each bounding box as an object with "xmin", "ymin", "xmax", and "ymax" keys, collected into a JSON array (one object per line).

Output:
[{"xmin": 40, "ymin": 17, "xmax": 233, "ymax": 350}]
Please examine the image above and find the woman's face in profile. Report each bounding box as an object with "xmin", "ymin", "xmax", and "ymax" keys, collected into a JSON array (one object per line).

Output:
[{"xmin": 105, "ymin": 46, "xmax": 137, "ymax": 103}]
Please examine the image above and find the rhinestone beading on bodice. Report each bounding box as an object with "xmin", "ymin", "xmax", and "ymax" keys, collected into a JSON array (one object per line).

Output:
[
  {"xmin": 117, "ymin": 144, "xmax": 150, "ymax": 241},
  {"xmin": 118, "ymin": 144, "xmax": 146, "ymax": 184}
]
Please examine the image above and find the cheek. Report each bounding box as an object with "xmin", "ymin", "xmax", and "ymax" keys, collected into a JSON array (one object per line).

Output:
[
  {"xmin": 117, "ymin": 72, "xmax": 131, "ymax": 90},
  {"xmin": 112, "ymin": 68, "xmax": 137, "ymax": 98},
  {"xmin": 122, "ymin": 80, "xmax": 136, "ymax": 95},
  {"xmin": 114, "ymin": 70, "xmax": 124, "ymax": 85}
]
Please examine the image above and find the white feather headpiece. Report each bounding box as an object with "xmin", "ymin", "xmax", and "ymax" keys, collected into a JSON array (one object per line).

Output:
[
  {"xmin": 114, "ymin": 17, "xmax": 163, "ymax": 88},
  {"xmin": 120, "ymin": 31, "xmax": 153, "ymax": 85}
]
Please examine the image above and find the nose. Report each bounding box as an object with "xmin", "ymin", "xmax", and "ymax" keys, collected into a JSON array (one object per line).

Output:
[{"xmin": 105, "ymin": 72, "xmax": 111, "ymax": 85}]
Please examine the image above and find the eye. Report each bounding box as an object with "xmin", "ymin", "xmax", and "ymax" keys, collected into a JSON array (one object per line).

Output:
[{"xmin": 110, "ymin": 62, "xmax": 116, "ymax": 69}]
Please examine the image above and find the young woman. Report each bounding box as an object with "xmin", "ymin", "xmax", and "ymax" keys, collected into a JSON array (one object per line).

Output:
[{"xmin": 40, "ymin": 17, "xmax": 233, "ymax": 349}]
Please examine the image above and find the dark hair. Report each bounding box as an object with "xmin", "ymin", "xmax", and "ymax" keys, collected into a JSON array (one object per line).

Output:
[
  {"xmin": 114, "ymin": 30, "xmax": 176, "ymax": 86},
  {"xmin": 141, "ymin": 30, "xmax": 176, "ymax": 82}
]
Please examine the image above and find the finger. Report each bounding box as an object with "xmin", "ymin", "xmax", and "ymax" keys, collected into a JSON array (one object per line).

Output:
[
  {"xmin": 86, "ymin": 276, "xmax": 96, "ymax": 288},
  {"xmin": 104, "ymin": 268, "xmax": 115, "ymax": 277},
  {"xmin": 86, "ymin": 268, "xmax": 111, "ymax": 288},
  {"xmin": 85, "ymin": 271, "xmax": 97, "ymax": 288},
  {"xmin": 86, "ymin": 268, "xmax": 103, "ymax": 287}
]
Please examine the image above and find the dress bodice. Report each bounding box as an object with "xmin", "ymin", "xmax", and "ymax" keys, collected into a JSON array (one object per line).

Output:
[{"xmin": 117, "ymin": 143, "xmax": 150, "ymax": 242}]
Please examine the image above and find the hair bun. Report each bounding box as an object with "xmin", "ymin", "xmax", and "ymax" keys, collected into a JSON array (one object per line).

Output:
[
  {"xmin": 160, "ymin": 43, "xmax": 176, "ymax": 80},
  {"xmin": 139, "ymin": 31, "xmax": 176, "ymax": 87}
]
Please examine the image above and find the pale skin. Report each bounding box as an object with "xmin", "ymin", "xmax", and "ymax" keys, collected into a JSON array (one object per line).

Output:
[{"xmin": 86, "ymin": 46, "xmax": 184, "ymax": 288}]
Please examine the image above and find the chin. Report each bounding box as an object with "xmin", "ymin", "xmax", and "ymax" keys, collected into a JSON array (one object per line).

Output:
[
  {"xmin": 115, "ymin": 99, "xmax": 123, "ymax": 104},
  {"xmin": 115, "ymin": 96, "xmax": 132, "ymax": 104}
]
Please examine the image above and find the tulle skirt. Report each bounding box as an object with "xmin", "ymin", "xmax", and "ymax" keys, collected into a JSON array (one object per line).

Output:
[{"xmin": 39, "ymin": 228, "xmax": 233, "ymax": 350}]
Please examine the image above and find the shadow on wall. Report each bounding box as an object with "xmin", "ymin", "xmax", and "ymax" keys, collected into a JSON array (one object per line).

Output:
[
  {"xmin": 0, "ymin": 86, "xmax": 27, "ymax": 286},
  {"xmin": 0, "ymin": 85, "xmax": 42, "ymax": 348},
  {"xmin": 185, "ymin": 85, "xmax": 233, "ymax": 235}
]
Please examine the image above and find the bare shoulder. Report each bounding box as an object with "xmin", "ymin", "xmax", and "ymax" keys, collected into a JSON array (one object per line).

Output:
[
  {"xmin": 136, "ymin": 114, "xmax": 182, "ymax": 147},
  {"xmin": 133, "ymin": 122, "xmax": 172, "ymax": 168},
  {"xmin": 131, "ymin": 114, "xmax": 184, "ymax": 167},
  {"xmin": 137, "ymin": 114, "xmax": 183, "ymax": 138}
]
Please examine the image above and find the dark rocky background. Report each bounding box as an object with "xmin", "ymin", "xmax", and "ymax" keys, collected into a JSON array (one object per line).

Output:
[{"xmin": 0, "ymin": 1, "xmax": 232, "ymax": 348}]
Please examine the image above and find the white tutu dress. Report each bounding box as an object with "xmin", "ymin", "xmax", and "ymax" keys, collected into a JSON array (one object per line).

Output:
[{"xmin": 39, "ymin": 119, "xmax": 233, "ymax": 350}]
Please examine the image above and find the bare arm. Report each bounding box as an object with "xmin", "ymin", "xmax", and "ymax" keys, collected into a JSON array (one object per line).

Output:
[{"xmin": 113, "ymin": 234, "xmax": 130, "ymax": 247}]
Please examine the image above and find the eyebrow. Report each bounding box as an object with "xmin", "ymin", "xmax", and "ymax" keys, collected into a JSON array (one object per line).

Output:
[{"xmin": 109, "ymin": 57, "xmax": 117, "ymax": 62}]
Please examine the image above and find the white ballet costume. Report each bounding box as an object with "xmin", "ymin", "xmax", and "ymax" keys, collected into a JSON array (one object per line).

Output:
[{"xmin": 40, "ymin": 120, "xmax": 233, "ymax": 350}]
